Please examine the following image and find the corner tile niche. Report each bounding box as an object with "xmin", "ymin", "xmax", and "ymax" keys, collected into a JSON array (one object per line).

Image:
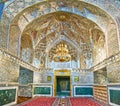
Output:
[{"xmin": 18, "ymin": 67, "xmax": 33, "ymax": 97}]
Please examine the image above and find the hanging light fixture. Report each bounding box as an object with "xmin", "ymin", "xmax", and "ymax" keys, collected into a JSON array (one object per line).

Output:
[{"xmin": 53, "ymin": 42, "xmax": 71, "ymax": 62}]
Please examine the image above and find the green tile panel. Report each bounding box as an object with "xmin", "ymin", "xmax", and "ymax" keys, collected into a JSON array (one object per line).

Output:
[{"xmin": 0, "ymin": 88, "xmax": 16, "ymax": 105}]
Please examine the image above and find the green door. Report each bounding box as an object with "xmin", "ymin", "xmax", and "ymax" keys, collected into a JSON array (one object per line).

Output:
[{"xmin": 56, "ymin": 76, "xmax": 70, "ymax": 96}]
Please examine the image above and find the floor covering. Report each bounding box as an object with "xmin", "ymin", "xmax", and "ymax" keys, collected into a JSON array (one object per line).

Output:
[{"xmin": 16, "ymin": 97, "xmax": 108, "ymax": 106}]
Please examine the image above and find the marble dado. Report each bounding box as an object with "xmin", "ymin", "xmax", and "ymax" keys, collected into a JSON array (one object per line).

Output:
[
  {"xmin": 0, "ymin": 86, "xmax": 18, "ymax": 106},
  {"xmin": 33, "ymin": 84, "xmax": 53, "ymax": 97},
  {"xmin": 108, "ymin": 86, "xmax": 120, "ymax": 106}
]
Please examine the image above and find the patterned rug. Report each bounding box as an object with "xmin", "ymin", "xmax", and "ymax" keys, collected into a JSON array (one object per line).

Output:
[
  {"xmin": 17, "ymin": 97, "xmax": 56, "ymax": 106},
  {"xmin": 70, "ymin": 97, "xmax": 102, "ymax": 106},
  {"xmin": 16, "ymin": 97, "xmax": 106, "ymax": 106}
]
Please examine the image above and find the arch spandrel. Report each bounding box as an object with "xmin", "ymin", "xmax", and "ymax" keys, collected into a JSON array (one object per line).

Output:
[
  {"xmin": 3, "ymin": 0, "xmax": 120, "ymax": 18},
  {"xmin": 5, "ymin": 0, "xmax": 114, "ymax": 33}
]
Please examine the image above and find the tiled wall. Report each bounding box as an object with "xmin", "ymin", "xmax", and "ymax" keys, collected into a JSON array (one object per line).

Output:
[
  {"xmin": 33, "ymin": 71, "xmax": 42, "ymax": 83},
  {"xmin": 73, "ymin": 86, "xmax": 93, "ymax": 97},
  {"xmin": 0, "ymin": 87, "xmax": 17, "ymax": 106},
  {"xmin": 72, "ymin": 71, "xmax": 94, "ymax": 85},
  {"xmin": 107, "ymin": 24, "xmax": 119, "ymax": 56},
  {"xmin": 19, "ymin": 67, "xmax": 33, "ymax": 85},
  {"xmin": 94, "ymin": 68, "xmax": 107, "ymax": 85},
  {"xmin": 18, "ymin": 67, "xmax": 33, "ymax": 97},
  {"xmin": 108, "ymin": 86, "xmax": 120, "ymax": 106},
  {"xmin": 40, "ymin": 71, "xmax": 54, "ymax": 84},
  {"xmin": 107, "ymin": 61, "xmax": 120, "ymax": 83},
  {"xmin": 0, "ymin": 52, "xmax": 19, "ymax": 83},
  {"xmin": 33, "ymin": 86, "xmax": 52, "ymax": 97},
  {"xmin": 18, "ymin": 85, "xmax": 32, "ymax": 97}
]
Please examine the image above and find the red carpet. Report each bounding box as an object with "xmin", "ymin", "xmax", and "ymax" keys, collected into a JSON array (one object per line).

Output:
[
  {"xmin": 17, "ymin": 97, "xmax": 103, "ymax": 106},
  {"xmin": 22, "ymin": 97, "xmax": 56, "ymax": 106},
  {"xmin": 70, "ymin": 98, "xmax": 101, "ymax": 106}
]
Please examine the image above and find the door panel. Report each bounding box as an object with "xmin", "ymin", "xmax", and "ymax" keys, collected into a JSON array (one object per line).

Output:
[{"xmin": 56, "ymin": 76, "xmax": 70, "ymax": 96}]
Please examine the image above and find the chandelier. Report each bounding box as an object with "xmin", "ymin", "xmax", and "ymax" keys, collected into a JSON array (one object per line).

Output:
[{"xmin": 53, "ymin": 43, "xmax": 71, "ymax": 62}]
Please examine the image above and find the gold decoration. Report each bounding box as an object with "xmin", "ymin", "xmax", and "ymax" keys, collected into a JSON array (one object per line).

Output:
[
  {"xmin": 47, "ymin": 76, "xmax": 51, "ymax": 81},
  {"xmin": 60, "ymin": 81, "xmax": 68, "ymax": 91},
  {"xmin": 55, "ymin": 12, "xmax": 70, "ymax": 22},
  {"xmin": 53, "ymin": 43, "xmax": 71, "ymax": 62},
  {"xmin": 40, "ymin": 58, "xmax": 44, "ymax": 67},
  {"xmin": 74, "ymin": 76, "xmax": 79, "ymax": 82}
]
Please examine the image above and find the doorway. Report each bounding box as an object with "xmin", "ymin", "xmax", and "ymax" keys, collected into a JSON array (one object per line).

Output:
[{"xmin": 56, "ymin": 76, "xmax": 70, "ymax": 97}]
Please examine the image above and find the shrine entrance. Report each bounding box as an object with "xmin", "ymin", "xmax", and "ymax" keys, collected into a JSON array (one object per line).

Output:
[
  {"xmin": 56, "ymin": 76, "xmax": 70, "ymax": 96},
  {"xmin": 54, "ymin": 70, "xmax": 72, "ymax": 97}
]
